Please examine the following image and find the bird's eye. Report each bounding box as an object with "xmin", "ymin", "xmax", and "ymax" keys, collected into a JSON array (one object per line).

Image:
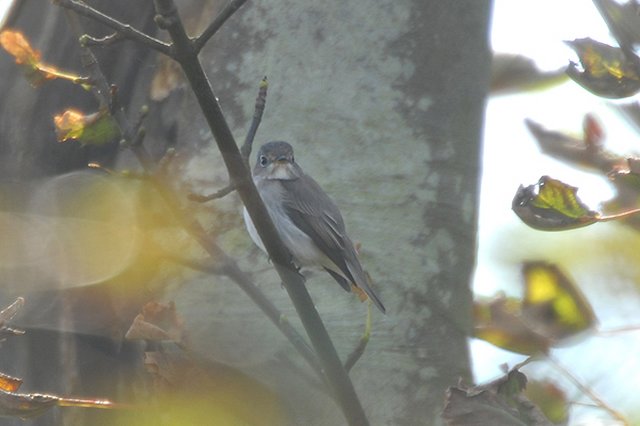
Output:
[{"xmin": 259, "ymin": 155, "xmax": 268, "ymax": 166}]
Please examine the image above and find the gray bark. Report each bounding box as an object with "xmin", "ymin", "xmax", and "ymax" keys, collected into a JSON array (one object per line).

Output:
[{"xmin": 0, "ymin": 0, "xmax": 490, "ymax": 424}]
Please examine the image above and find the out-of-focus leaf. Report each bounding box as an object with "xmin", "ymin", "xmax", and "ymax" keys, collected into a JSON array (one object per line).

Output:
[
  {"xmin": 583, "ymin": 113, "xmax": 604, "ymax": 152},
  {"xmin": 125, "ymin": 301, "xmax": 187, "ymax": 346},
  {"xmin": 593, "ymin": 0, "xmax": 640, "ymax": 50},
  {"xmin": 0, "ymin": 390, "xmax": 58, "ymax": 418},
  {"xmin": 474, "ymin": 262, "xmax": 596, "ymax": 355},
  {"xmin": 128, "ymin": 351, "xmax": 286, "ymax": 426},
  {"xmin": 608, "ymin": 157, "xmax": 640, "ymax": 188},
  {"xmin": 474, "ymin": 296, "xmax": 552, "ymax": 355},
  {"xmin": 0, "ymin": 298, "xmax": 25, "ymax": 340},
  {"xmin": 491, "ymin": 53, "xmax": 567, "ymax": 95},
  {"xmin": 512, "ymin": 176, "xmax": 600, "ymax": 231},
  {"xmin": 0, "ymin": 30, "xmax": 88, "ymax": 88},
  {"xmin": 565, "ymin": 38, "xmax": 640, "ymax": 98},
  {"xmin": 0, "ymin": 388, "xmax": 115, "ymax": 419},
  {"xmin": 53, "ymin": 108, "xmax": 120, "ymax": 146},
  {"xmin": 0, "ymin": 298, "xmax": 23, "ymax": 325},
  {"xmin": 443, "ymin": 369, "xmax": 554, "ymax": 426},
  {"xmin": 522, "ymin": 261, "xmax": 596, "ymax": 341},
  {"xmin": 150, "ymin": 55, "xmax": 184, "ymax": 101},
  {"xmin": 524, "ymin": 118, "xmax": 620, "ymax": 173},
  {"xmin": 524, "ymin": 380, "xmax": 569, "ymax": 425}
]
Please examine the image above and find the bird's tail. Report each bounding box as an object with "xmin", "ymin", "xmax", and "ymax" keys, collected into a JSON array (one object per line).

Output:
[{"xmin": 347, "ymin": 262, "xmax": 386, "ymax": 314}]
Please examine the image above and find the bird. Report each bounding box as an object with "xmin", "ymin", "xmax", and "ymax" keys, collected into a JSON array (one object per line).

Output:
[{"xmin": 243, "ymin": 141, "xmax": 386, "ymax": 313}]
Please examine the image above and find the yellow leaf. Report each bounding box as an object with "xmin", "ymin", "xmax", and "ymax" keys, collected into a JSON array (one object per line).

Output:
[{"xmin": 522, "ymin": 261, "xmax": 596, "ymax": 341}]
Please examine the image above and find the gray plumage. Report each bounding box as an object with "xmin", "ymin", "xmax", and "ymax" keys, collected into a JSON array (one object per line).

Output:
[{"xmin": 243, "ymin": 141, "xmax": 386, "ymax": 313}]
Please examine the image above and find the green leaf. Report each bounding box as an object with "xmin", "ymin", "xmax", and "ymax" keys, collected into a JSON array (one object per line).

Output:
[
  {"xmin": 53, "ymin": 108, "xmax": 120, "ymax": 146},
  {"xmin": 512, "ymin": 176, "xmax": 600, "ymax": 231},
  {"xmin": 565, "ymin": 38, "xmax": 640, "ymax": 99}
]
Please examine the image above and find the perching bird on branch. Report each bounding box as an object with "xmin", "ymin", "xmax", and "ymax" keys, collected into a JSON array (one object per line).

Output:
[{"xmin": 243, "ymin": 141, "xmax": 386, "ymax": 313}]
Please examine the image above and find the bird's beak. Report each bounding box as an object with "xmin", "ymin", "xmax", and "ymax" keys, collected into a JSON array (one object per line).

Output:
[{"xmin": 275, "ymin": 155, "xmax": 289, "ymax": 164}]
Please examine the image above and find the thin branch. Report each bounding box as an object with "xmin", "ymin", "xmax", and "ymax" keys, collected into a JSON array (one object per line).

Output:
[
  {"xmin": 187, "ymin": 184, "xmax": 235, "ymax": 202},
  {"xmin": 189, "ymin": 77, "xmax": 267, "ymax": 202},
  {"xmin": 53, "ymin": 0, "xmax": 172, "ymax": 56},
  {"xmin": 193, "ymin": 0, "xmax": 249, "ymax": 53},
  {"xmin": 59, "ymin": 2, "xmax": 326, "ymax": 386},
  {"xmin": 547, "ymin": 355, "xmax": 629, "ymax": 425},
  {"xmin": 241, "ymin": 76, "xmax": 268, "ymax": 164},
  {"xmin": 344, "ymin": 302, "xmax": 371, "ymax": 373},
  {"xmin": 80, "ymin": 32, "xmax": 125, "ymax": 47},
  {"xmin": 152, "ymin": 1, "xmax": 370, "ymax": 424}
]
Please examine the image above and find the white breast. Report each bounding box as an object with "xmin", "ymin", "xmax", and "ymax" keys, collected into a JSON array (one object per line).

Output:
[{"xmin": 243, "ymin": 179, "xmax": 328, "ymax": 267}]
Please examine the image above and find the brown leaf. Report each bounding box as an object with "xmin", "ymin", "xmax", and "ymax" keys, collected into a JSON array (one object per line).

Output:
[{"xmin": 443, "ymin": 369, "xmax": 554, "ymax": 426}]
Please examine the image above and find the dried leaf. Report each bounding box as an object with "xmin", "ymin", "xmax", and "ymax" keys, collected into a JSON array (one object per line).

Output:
[
  {"xmin": 0, "ymin": 30, "xmax": 88, "ymax": 88},
  {"xmin": 53, "ymin": 108, "xmax": 120, "ymax": 146},
  {"xmin": 565, "ymin": 38, "xmax": 640, "ymax": 99},
  {"xmin": 443, "ymin": 369, "xmax": 553, "ymax": 426},
  {"xmin": 512, "ymin": 176, "xmax": 600, "ymax": 231}
]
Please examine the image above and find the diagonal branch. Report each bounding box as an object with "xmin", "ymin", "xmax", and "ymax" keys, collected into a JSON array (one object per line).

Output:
[
  {"xmin": 152, "ymin": 1, "xmax": 370, "ymax": 424},
  {"xmin": 54, "ymin": 0, "xmax": 172, "ymax": 56},
  {"xmin": 193, "ymin": 0, "xmax": 249, "ymax": 53},
  {"xmin": 188, "ymin": 76, "xmax": 266, "ymax": 202}
]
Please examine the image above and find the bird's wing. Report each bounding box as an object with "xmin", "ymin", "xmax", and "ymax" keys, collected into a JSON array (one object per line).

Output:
[
  {"xmin": 281, "ymin": 175, "xmax": 386, "ymax": 313},
  {"xmin": 280, "ymin": 175, "xmax": 350, "ymax": 275}
]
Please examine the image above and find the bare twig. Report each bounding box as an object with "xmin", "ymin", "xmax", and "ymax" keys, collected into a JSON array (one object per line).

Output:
[
  {"xmin": 193, "ymin": 0, "xmax": 249, "ymax": 53},
  {"xmin": 152, "ymin": 1, "xmax": 370, "ymax": 423},
  {"xmin": 54, "ymin": 0, "xmax": 172, "ymax": 56},
  {"xmin": 80, "ymin": 32, "xmax": 125, "ymax": 47}
]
